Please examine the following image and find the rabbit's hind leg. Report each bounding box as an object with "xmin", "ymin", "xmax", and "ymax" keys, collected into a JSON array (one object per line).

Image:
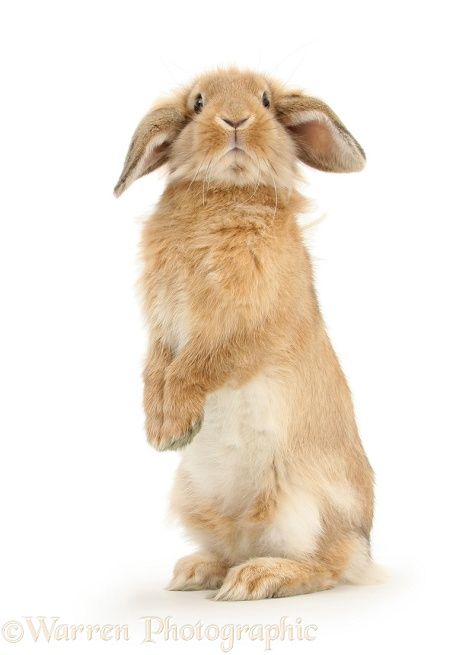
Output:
[{"xmin": 213, "ymin": 532, "xmax": 364, "ymax": 601}]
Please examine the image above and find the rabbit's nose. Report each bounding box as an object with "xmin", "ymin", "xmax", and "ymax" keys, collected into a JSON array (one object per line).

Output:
[{"xmin": 221, "ymin": 117, "xmax": 249, "ymax": 129}]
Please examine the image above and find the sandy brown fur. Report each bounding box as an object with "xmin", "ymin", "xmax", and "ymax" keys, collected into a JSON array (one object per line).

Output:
[{"xmin": 116, "ymin": 68, "xmax": 375, "ymax": 600}]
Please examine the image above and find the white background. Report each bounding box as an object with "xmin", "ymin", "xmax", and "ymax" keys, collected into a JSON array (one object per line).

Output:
[{"xmin": 1, "ymin": 1, "xmax": 468, "ymax": 653}]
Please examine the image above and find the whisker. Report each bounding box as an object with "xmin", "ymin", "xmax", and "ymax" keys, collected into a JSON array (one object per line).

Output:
[
  {"xmin": 259, "ymin": 147, "xmax": 281, "ymax": 179},
  {"xmin": 203, "ymin": 153, "xmax": 219, "ymax": 206},
  {"xmin": 205, "ymin": 151, "xmax": 226, "ymax": 200},
  {"xmin": 182, "ymin": 152, "xmax": 209, "ymax": 201},
  {"xmin": 262, "ymin": 157, "xmax": 278, "ymax": 219},
  {"xmin": 241, "ymin": 153, "xmax": 263, "ymax": 205},
  {"xmin": 202, "ymin": 156, "xmax": 213, "ymax": 206}
]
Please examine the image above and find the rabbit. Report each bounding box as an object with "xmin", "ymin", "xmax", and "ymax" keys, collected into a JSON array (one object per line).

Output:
[{"xmin": 114, "ymin": 68, "xmax": 378, "ymax": 601}]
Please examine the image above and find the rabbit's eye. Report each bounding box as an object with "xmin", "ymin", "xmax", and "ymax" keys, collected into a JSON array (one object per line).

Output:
[
  {"xmin": 262, "ymin": 92, "xmax": 270, "ymax": 108},
  {"xmin": 194, "ymin": 94, "xmax": 204, "ymax": 113}
]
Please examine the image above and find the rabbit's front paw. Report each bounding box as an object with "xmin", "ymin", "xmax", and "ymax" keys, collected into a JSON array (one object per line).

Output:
[
  {"xmin": 157, "ymin": 411, "xmax": 203, "ymax": 451},
  {"xmin": 144, "ymin": 374, "xmax": 165, "ymax": 448},
  {"xmin": 145, "ymin": 411, "xmax": 164, "ymax": 448},
  {"xmin": 153, "ymin": 377, "xmax": 204, "ymax": 450}
]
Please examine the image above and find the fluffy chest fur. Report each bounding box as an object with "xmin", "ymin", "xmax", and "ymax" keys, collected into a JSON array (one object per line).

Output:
[{"xmin": 140, "ymin": 185, "xmax": 308, "ymax": 353}]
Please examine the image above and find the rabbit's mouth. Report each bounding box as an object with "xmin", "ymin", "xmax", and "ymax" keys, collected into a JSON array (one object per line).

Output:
[
  {"xmin": 221, "ymin": 146, "xmax": 250, "ymax": 173},
  {"xmin": 223, "ymin": 144, "xmax": 248, "ymax": 159}
]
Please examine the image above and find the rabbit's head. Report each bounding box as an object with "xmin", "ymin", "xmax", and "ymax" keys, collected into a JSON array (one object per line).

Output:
[{"xmin": 114, "ymin": 68, "xmax": 365, "ymax": 197}]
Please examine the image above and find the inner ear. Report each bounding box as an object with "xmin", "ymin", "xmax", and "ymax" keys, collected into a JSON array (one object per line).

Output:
[
  {"xmin": 287, "ymin": 112, "xmax": 365, "ymax": 173},
  {"xmin": 288, "ymin": 121, "xmax": 337, "ymax": 171},
  {"xmin": 139, "ymin": 139, "xmax": 172, "ymax": 177},
  {"xmin": 277, "ymin": 95, "xmax": 366, "ymax": 173}
]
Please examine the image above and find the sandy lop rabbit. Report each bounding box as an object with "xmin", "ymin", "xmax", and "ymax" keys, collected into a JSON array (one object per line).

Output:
[{"xmin": 115, "ymin": 69, "xmax": 378, "ymax": 600}]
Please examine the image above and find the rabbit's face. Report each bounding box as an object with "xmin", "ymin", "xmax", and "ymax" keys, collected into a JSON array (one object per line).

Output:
[
  {"xmin": 114, "ymin": 69, "xmax": 365, "ymax": 198},
  {"xmin": 169, "ymin": 70, "xmax": 297, "ymax": 189}
]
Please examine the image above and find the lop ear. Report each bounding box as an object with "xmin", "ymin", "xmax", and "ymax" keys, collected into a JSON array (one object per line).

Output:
[
  {"xmin": 114, "ymin": 105, "xmax": 187, "ymax": 197},
  {"xmin": 276, "ymin": 94, "xmax": 365, "ymax": 173}
]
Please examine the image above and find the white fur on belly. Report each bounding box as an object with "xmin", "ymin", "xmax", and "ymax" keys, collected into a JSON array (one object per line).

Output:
[{"xmin": 179, "ymin": 372, "xmax": 323, "ymax": 561}]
